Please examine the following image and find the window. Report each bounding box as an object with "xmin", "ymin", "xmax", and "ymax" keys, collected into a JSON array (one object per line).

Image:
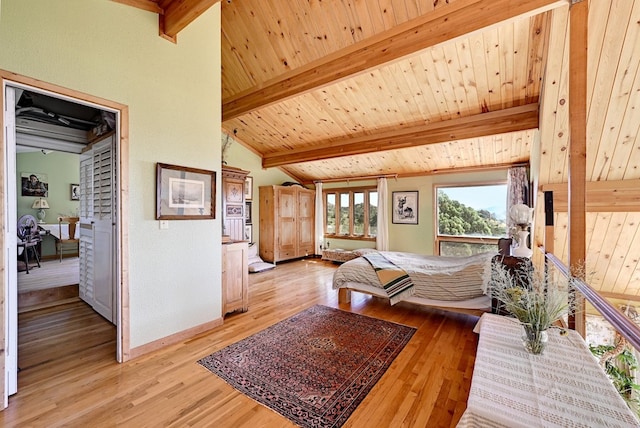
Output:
[
  {"xmin": 435, "ymin": 183, "xmax": 507, "ymax": 256},
  {"xmin": 326, "ymin": 194, "xmax": 336, "ymax": 234},
  {"xmin": 324, "ymin": 187, "xmax": 377, "ymax": 240}
]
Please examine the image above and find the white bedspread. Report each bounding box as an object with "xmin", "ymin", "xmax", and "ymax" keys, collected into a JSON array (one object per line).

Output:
[{"xmin": 332, "ymin": 251, "xmax": 495, "ymax": 303}]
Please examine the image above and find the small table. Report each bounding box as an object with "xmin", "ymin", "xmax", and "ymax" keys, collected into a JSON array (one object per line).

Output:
[
  {"xmin": 39, "ymin": 223, "xmax": 78, "ymax": 240},
  {"xmin": 457, "ymin": 313, "xmax": 640, "ymax": 427}
]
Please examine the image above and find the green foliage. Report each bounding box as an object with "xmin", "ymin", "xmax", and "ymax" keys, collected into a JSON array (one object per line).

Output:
[
  {"xmin": 325, "ymin": 199, "xmax": 377, "ymax": 236},
  {"xmin": 490, "ymin": 262, "xmax": 574, "ymax": 332},
  {"xmin": 440, "ymin": 242, "xmax": 498, "ymax": 257},
  {"xmin": 437, "ymin": 192, "xmax": 506, "ymax": 237},
  {"xmin": 590, "ymin": 344, "xmax": 640, "ymax": 416}
]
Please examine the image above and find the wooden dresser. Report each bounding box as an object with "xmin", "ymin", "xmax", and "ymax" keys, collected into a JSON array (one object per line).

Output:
[
  {"xmin": 221, "ymin": 165, "xmax": 250, "ymax": 315},
  {"xmin": 222, "ymin": 241, "xmax": 248, "ymax": 315}
]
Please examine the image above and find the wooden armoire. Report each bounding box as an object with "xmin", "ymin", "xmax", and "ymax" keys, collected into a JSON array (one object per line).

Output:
[{"xmin": 259, "ymin": 185, "xmax": 315, "ymax": 263}]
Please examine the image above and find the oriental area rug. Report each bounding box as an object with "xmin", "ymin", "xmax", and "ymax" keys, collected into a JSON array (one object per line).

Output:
[{"xmin": 198, "ymin": 305, "xmax": 416, "ymax": 428}]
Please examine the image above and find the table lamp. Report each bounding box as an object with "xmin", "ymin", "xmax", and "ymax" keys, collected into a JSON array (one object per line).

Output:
[
  {"xmin": 510, "ymin": 203, "xmax": 533, "ymax": 258},
  {"xmin": 32, "ymin": 198, "xmax": 50, "ymax": 223}
]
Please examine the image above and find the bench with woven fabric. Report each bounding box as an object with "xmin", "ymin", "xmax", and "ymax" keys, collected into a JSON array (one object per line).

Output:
[{"xmin": 322, "ymin": 249, "xmax": 359, "ymax": 263}]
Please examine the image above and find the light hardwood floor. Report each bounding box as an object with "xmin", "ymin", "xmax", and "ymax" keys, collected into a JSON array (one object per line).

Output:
[{"xmin": 1, "ymin": 258, "xmax": 480, "ymax": 427}]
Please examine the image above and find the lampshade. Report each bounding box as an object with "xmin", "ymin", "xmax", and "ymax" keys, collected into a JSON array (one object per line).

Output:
[
  {"xmin": 509, "ymin": 203, "xmax": 533, "ymax": 226},
  {"xmin": 32, "ymin": 198, "xmax": 50, "ymax": 209}
]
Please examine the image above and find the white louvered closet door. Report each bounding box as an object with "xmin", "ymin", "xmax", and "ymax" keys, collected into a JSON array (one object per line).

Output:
[
  {"xmin": 79, "ymin": 135, "xmax": 116, "ymax": 323},
  {"xmin": 79, "ymin": 153, "xmax": 94, "ymax": 302},
  {"xmin": 92, "ymin": 137, "xmax": 115, "ymax": 322}
]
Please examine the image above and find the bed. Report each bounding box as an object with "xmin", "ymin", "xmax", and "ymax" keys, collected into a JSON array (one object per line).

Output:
[{"xmin": 332, "ymin": 250, "xmax": 497, "ymax": 314}]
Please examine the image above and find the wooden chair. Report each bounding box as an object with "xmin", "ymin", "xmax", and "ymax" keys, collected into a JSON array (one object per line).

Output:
[{"xmin": 57, "ymin": 216, "xmax": 80, "ymax": 262}]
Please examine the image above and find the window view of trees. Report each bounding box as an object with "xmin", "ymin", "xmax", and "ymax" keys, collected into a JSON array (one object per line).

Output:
[
  {"xmin": 436, "ymin": 184, "xmax": 507, "ymax": 256},
  {"xmin": 324, "ymin": 188, "xmax": 377, "ymax": 239},
  {"xmin": 437, "ymin": 192, "xmax": 506, "ymax": 237},
  {"xmin": 369, "ymin": 192, "xmax": 378, "ymax": 237},
  {"xmin": 339, "ymin": 193, "xmax": 350, "ymax": 235},
  {"xmin": 326, "ymin": 194, "xmax": 336, "ymax": 234},
  {"xmin": 353, "ymin": 192, "xmax": 364, "ymax": 235}
]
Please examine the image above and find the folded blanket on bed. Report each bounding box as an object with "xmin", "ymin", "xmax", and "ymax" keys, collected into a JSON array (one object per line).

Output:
[{"xmin": 361, "ymin": 252, "xmax": 414, "ymax": 304}]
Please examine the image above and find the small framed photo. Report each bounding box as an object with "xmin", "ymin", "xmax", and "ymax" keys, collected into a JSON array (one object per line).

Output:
[
  {"xmin": 70, "ymin": 184, "xmax": 80, "ymax": 200},
  {"xmin": 392, "ymin": 191, "xmax": 419, "ymax": 224},
  {"xmin": 244, "ymin": 225, "xmax": 252, "ymax": 242},
  {"xmin": 156, "ymin": 163, "xmax": 216, "ymax": 220},
  {"xmin": 245, "ymin": 201, "xmax": 252, "ymax": 224},
  {"xmin": 245, "ymin": 176, "xmax": 253, "ymax": 200}
]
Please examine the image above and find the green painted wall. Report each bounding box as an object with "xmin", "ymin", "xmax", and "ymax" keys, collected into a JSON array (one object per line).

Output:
[
  {"xmin": 16, "ymin": 151, "xmax": 80, "ymax": 257},
  {"xmin": 16, "ymin": 151, "xmax": 79, "ymax": 221},
  {"xmin": 1, "ymin": 0, "xmax": 221, "ymax": 348},
  {"xmin": 323, "ymin": 169, "xmax": 508, "ymax": 255},
  {"xmin": 224, "ymin": 138, "xmax": 296, "ymax": 246},
  {"xmin": 224, "ymin": 137, "xmax": 507, "ymax": 256}
]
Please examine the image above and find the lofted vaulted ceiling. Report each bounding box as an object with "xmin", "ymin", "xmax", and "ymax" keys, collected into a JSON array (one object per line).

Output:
[
  {"xmin": 121, "ymin": 0, "xmax": 640, "ymax": 305},
  {"xmin": 220, "ymin": 0, "xmax": 563, "ymax": 183}
]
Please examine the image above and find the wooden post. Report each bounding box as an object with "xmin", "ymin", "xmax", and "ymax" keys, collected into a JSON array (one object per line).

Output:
[{"xmin": 568, "ymin": 0, "xmax": 588, "ymax": 335}]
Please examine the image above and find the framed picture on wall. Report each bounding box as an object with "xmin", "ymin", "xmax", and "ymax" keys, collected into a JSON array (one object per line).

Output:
[
  {"xmin": 156, "ymin": 163, "xmax": 216, "ymax": 220},
  {"xmin": 392, "ymin": 191, "xmax": 419, "ymax": 224},
  {"xmin": 244, "ymin": 225, "xmax": 252, "ymax": 242},
  {"xmin": 21, "ymin": 172, "xmax": 48, "ymax": 197},
  {"xmin": 245, "ymin": 176, "xmax": 253, "ymax": 200},
  {"xmin": 245, "ymin": 201, "xmax": 252, "ymax": 224},
  {"xmin": 70, "ymin": 184, "xmax": 80, "ymax": 200}
]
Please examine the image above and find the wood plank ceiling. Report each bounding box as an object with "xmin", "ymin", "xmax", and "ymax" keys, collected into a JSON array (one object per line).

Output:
[
  {"xmin": 122, "ymin": 0, "xmax": 640, "ymax": 306},
  {"xmin": 221, "ymin": 0, "xmax": 561, "ymax": 183}
]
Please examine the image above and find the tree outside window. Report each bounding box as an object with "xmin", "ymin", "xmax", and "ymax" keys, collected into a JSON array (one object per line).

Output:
[
  {"xmin": 436, "ymin": 184, "xmax": 507, "ymax": 256},
  {"xmin": 324, "ymin": 188, "xmax": 377, "ymax": 240}
]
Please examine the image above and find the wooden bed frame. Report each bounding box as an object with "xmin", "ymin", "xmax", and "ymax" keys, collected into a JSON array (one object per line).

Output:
[{"xmin": 337, "ymin": 283, "xmax": 491, "ymax": 317}]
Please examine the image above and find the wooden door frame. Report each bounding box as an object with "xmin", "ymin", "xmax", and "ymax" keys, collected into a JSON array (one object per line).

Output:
[{"xmin": 0, "ymin": 69, "xmax": 131, "ymax": 407}]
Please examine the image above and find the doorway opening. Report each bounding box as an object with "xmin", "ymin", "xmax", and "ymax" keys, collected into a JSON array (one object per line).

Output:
[{"xmin": 2, "ymin": 72, "xmax": 130, "ymax": 406}]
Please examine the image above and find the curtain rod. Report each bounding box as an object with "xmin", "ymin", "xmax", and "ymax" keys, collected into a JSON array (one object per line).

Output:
[
  {"xmin": 310, "ymin": 162, "xmax": 529, "ymax": 184},
  {"xmin": 314, "ymin": 174, "xmax": 397, "ymax": 184}
]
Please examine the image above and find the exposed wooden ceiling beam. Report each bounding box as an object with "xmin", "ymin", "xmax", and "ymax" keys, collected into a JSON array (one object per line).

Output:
[
  {"xmin": 112, "ymin": 0, "xmax": 220, "ymax": 42},
  {"xmin": 222, "ymin": 0, "xmax": 567, "ymax": 121},
  {"xmin": 160, "ymin": 0, "xmax": 221, "ymax": 42},
  {"xmin": 541, "ymin": 180, "xmax": 640, "ymax": 212},
  {"xmin": 112, "ymin": 0, "xmax": 163, "ymax": 14},
  {"xmin": 262, "ymin": 104, "xmax": 539, "ymax": 168},
  {"xmin": 300, "ymin": 162, "xmax": 527, "ymax": 185}
]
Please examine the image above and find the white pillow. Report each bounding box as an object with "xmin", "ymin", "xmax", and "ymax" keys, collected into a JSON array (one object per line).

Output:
[
  {"xmin": 247, "ymin": 244, "xmax": 263, "ymax": 265},
  {"xmin": 248, "ymin": 262, "xmax": 275, "ymax": 273},
  {"xmin": 247, "ymin": 244, "xmax": 275, "ymax": 272}
]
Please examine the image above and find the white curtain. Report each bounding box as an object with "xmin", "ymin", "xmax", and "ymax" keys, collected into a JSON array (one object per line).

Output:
[
  {"xmin": 376, "ymin": 177, "xmax": 389, "ymax": 251},
  {"xmin": 314, "ymin": 182, "xmax": 324, "ymax": 255}
]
